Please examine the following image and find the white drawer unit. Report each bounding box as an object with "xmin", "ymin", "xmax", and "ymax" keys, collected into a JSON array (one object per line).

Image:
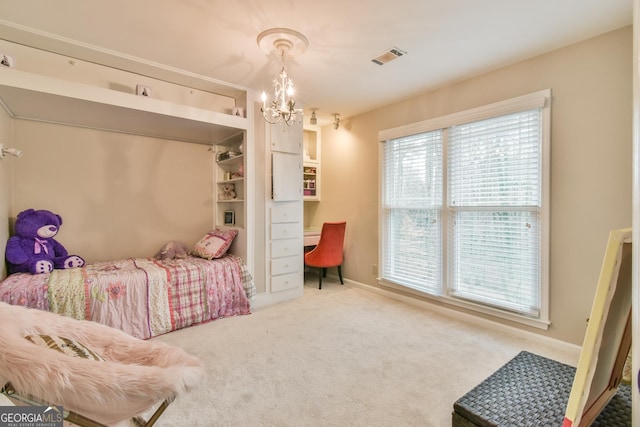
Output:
[
  {"xmin": 271, "ymin": 205, "xmax": 302, "ymax": 223},
  {"xmin": 271, "ymin": 223, "xmax": 300, "ymax": 240},
  {"xmin": 271, "ymin": 255, "xmax": 303, "ymax": 276},
  {"xmin": 265, "ymin": 118, "xmax": 303, "ymax": 300},
  {"xmin": 268, "ymin": 202, "xmax": 303, "ymax": 294},
  {"xmin": 271, "ymin": 272, "xmax": 299, "ymax": 293},
  {"xmin": 272, "ymin": 239, "xmax": 302, "ymax": 258}
]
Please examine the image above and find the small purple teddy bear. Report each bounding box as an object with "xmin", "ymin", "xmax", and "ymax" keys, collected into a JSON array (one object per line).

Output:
[{"xmin": 5, "ymin": 209, "xmax": 85, "ymax": 274}]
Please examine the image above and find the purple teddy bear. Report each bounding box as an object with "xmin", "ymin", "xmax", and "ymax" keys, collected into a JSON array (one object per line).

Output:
[{"xmin": 6, "ymin": 209, "xmax": 85, "ymax": 274}]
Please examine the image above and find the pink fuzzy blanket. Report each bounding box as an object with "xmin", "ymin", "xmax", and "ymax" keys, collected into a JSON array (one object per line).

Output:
[{"xmin": 0, "ymin": 302, "xmax": 205, "ymax": 426}]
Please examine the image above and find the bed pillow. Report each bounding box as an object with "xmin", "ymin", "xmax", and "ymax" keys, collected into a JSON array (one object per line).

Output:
[
  {"xmin": 192, "ymin": 228, "xmax": 237, "ymax": 260},
  {"xmin": 24, "ymin": 334, "xmax": 104, "ymax": 361}
]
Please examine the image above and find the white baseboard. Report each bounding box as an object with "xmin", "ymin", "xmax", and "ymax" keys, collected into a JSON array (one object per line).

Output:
[{"xmin": 250, "ymin": 286, "xmax": 304, "ymax": 309}]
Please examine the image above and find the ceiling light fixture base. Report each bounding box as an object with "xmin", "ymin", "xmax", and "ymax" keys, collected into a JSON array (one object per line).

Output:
[
  {"xmin": 258, "ymin": 28, "xmax": 308, "ymax": 127},
  {"xmin": 257, "ymin": 28, "xmax": 309, "ymax": 57}
]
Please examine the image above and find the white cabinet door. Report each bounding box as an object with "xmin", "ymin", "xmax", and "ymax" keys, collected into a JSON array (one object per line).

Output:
[
  {"xmin": 270, "ymin": 124, "xmax": 302, "ymax": 154},
  {"xmin": 272, "ymin": 152, "xmax": 301, "ymax": 201}
]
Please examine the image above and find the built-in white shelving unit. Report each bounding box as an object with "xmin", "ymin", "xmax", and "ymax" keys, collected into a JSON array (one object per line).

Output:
[
  {"xmin": 215, "ymin": 131, "xmax": 246, "ymax": 231},
  {"xmin": 303, "ymin": 126, "xmax": 321, "ymax": 201}
]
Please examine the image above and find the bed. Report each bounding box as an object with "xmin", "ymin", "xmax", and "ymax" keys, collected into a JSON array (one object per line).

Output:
[{"xmin": 0, "ymin": 252, "xmax": 255, "ymax": 340}]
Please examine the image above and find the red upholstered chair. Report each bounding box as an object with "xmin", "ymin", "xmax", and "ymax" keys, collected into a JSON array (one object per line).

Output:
[{"xmin": 304, "ymin": 221, "xmax": 346, "ymax": 289}]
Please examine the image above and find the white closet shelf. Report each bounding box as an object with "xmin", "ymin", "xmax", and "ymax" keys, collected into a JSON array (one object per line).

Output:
[{"xmin": 0, "ymin": 69, "xmax": 248, "ymax": 145}]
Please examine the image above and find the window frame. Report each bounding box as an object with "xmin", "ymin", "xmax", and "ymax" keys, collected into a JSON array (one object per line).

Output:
[{"xmin": 378, "ymin": 90, "xmax": 551, "ymax": 329}]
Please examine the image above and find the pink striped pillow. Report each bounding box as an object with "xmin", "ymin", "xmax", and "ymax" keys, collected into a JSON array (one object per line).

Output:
[{"xmin": 192, "ymin": 228, "xmax": 237, "ymax": 260}]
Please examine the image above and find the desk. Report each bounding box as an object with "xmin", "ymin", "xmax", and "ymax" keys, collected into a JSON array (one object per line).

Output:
[{"xmin": 304, "ymin": 228, "xmax": 321, "ymax": 247}]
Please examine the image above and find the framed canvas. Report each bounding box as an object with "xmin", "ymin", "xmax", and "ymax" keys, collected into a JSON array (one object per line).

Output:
[{"xmin": 563, "ymin": 228, "xmax": 632, "ymax": 427}]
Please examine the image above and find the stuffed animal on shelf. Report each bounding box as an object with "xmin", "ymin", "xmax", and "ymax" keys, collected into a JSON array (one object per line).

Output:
[
  {"xmin": 219, "ymin": 183, "xmax": 236, "ymax": 200},
  {"xmin": 5, "ymin": 209, "xmax": 85, "ymax": 274}
]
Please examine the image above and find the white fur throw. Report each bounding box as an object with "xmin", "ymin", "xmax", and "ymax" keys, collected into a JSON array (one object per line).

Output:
[{"xmin": 0, "ymin": 302, "xmax": 205, "ymax": 426}]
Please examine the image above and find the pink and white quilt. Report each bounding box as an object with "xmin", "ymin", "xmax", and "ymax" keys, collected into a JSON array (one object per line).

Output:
[{"xmin": 0, "ymin": 254, "xmax": 254, "ymax": 339}]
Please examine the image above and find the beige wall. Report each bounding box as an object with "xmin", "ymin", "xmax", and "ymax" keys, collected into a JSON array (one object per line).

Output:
[
  {"xmin": 0, "ymin": 107, "xmax": 13, "ymax": 279},
  {"xmin": 309, "ymin": 26, "xmax": 633, "ymax": 345},
  {"xmin": 11, "ymin": 120, "xmax": 215, "ymax": 263}
]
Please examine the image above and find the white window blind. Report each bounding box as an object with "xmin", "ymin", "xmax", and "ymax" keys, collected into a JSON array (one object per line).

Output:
[
  {"xmin": 382, "ymin": 131, "xmax": 442, "ymax": 294},
  {"xmin": 448, "ymin": 110, "xmax": 542, "ymax": 316},
  {"xmin": 380, "ymin": 90, "xmax": 549, "ymax": 325}
]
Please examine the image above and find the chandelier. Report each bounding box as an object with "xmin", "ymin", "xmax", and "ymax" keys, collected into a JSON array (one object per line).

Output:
[{"xmin": 257, "ymin": 28, "xmax": 308, "ymax": 126}]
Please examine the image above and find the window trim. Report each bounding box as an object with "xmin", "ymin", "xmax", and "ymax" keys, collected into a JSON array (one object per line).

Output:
[{"xmin": 378, "ymin": 90, "xmax": 551, "ymax": 330}]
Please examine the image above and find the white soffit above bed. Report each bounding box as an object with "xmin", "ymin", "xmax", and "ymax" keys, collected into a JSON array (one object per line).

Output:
[
  {"xmin": 0, "ymin": 19, "xmax": 250, "ymax": 103},
  {"xmin": 0, "ymin": 68, "xmax": 247, "ymax": 145}
]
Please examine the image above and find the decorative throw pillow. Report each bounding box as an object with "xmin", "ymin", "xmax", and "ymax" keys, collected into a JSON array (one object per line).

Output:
[
  {"xmin": 24, "ymin": 334, "xmax": 104, "ymax": 361},
  {"xmin": 192, "ymin": 228, "xmax": 238, "ymax": 260}
]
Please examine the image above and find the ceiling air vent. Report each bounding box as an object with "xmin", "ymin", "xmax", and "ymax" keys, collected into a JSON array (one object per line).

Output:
[{"xmin": 371, "ymin": 47, "xmax": 407, "ymax": 65}]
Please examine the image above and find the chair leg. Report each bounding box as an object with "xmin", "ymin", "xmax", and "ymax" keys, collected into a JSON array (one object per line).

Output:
[
  {"xmin": 322, "ymin": 268, "xmax": 327, "ymax": 277},
  {"xmin": 318, "ymin": 268, "xmax": 323, "ymax": 289},
  {"xmin": 338, "ymin": 265, "xmax": 344, "ymax": 284}
]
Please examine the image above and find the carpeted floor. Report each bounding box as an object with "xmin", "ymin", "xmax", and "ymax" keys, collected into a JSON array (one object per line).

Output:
[{"xmin": 153, "ymin": 274, "xmax": 579, "ymax": 427}]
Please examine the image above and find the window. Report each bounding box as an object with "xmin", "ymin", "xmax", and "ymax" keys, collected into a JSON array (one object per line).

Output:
[
  {"xmin": 382, "ymin": 131, "xmax": 443, "ymax": 295},
  {"xmin": 379, "ymin": 90, "xmax": 550, "ymax": 328}
]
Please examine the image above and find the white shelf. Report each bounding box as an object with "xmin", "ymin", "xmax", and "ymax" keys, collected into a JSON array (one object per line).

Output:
[
  {"xmin": 0, "ymin": 68, "xmax": 248, "ymax": 145},
  {"xmin": 216, "ymin": 154, "xmax": 244, "ymax": 165},
  {"xmin": 217, "ymin": 178, "xmax": 244, "ymax": 184}
]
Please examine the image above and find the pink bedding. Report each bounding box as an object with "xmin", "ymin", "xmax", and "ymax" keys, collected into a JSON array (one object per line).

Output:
[{"xmin": 0, "ymin": 255, "xmax": 254, "ymax": 339}]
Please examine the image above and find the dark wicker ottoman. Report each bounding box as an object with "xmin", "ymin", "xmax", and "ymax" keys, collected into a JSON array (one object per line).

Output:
[{"xmin": 452, "ymin": 351, "xmax": 631, "ymax": 427}]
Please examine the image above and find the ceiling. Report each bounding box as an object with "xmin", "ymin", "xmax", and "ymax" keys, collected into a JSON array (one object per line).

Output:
[{"xmin": 0, "ymin": 1, "xmax": 633, "ymax": 126}]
